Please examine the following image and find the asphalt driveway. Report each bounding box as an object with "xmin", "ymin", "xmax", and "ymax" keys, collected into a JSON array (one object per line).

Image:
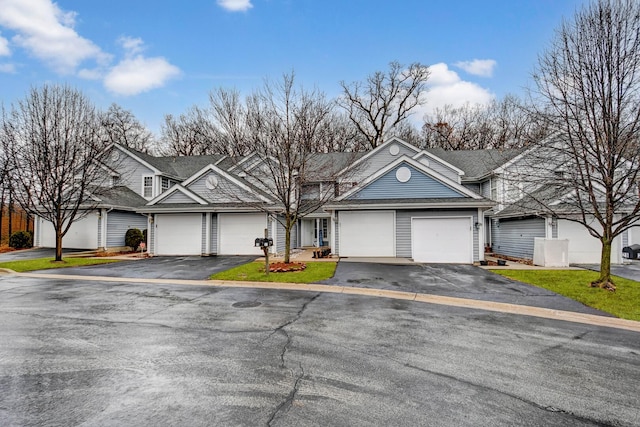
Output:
[
  {"xmin": 579, "ymin": 260, "xmax": 640, "ymax": 282},
  {"xmin": 37, "ymin": 255, "xmax": 257, "ymax": 280},
  {"xmin": 0, "ymin": 275, "xmax": 638, "ymax": 426},
  {"xmin": 0, "ymin": 248, "xmax": 84, "ymax": 261},
  {"xmin": 321, "ymin": 262, "xmax": 608, "ymax": 315}
]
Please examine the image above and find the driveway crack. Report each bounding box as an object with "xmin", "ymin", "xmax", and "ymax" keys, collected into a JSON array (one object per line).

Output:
[
  {"xmin": 264, "ymin": 293, "xmax": 320, "ymax": 368},
  {"xmin": 266, "ymin": 363, "xmax": 304, "ymax": 427}
]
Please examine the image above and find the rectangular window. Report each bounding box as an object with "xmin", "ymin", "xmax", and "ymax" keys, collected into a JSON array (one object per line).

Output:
[
  {"xmin": 161, "ymin": 177, "xmax": 172, "ymax": 192},
  {"xmin": 143, "ymin": 176, "xmax": 153, "ymax": 198},
  {"xmin": 490, "ymin": 179, "xmax": 497, "ymax": 201}
]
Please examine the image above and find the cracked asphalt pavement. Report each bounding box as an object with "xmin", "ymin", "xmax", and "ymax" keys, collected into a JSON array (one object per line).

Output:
[{"xmin": 1, "ymin": 275, "xmax": 639, "ymax": 426}]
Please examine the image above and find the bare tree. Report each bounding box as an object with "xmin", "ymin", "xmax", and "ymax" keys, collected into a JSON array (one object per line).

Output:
[
  {"xmin": 1, "ymin": 85, "xmax": 112, "ymax": 261},
  {"xmin": 208, "ymin": 88, "xmax": 251, "ymax": 156},
  {"xmin": 339, "ymin": 61, "xmax": 430, "ymax": 149},
  {"xmin": 421, "ymin": 95, "xmax": 549, "ymax": 150},
  {"xmin": 159, "ymin": 106, "xmax": 217, "ymax": 156},
  {"xmin": 101, "ymin": 103, "xmax": 154, "ymax": 153},
  {"xmin": 217, "ymin": 73, "xmax": 358, "ymax": 262},
  {"xmin": 526, "ymin": 0, "xmax": 640, "ymax": 290}
]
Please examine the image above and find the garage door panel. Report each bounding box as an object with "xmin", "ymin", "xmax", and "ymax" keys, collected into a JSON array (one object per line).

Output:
[
  {"xmin": 412, "ymin": 217, "xmax": 472, "ymax": 263},
  {"xmin": 156, "ymin": 213, "xmax": 202, "ymax": 255},
  {"xmin": 339, "ymin": 211, "xmax": 395, "ymax": 257},
  {"xmin": 219, "ymin": 213, "xmax": 265, "ymax": 255},
  {"xmin": 40, "ymin": 215, "xmax": 98, "ymax": 249}
]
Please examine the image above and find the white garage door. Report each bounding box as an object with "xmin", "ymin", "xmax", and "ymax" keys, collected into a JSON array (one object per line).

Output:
[
  {"xmin": 558, "ymin": 219, "xmax": 620, "ymax": 264},
  {"xmin": 219, "ymin": 213, "xmax": 266, "ymax": 255},
  {"xmin": 40, "ymin": 215, "xmax": 99, "ymax": 249},
  {"xmin": 412, "ymin": 217, "xmax": 472, "ymax": 263},
  {"xmin": 155, "ymin": 213, "xmax": 202, "ymax": 255},
  {"xmin": 339, "ymin": 211, "xmax": 395, "ymax": 257}
]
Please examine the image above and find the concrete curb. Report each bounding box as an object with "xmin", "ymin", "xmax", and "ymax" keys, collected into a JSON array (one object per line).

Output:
[{"xmin": 5, "ymin": 271, "xmax": 640, "ymax": 333}]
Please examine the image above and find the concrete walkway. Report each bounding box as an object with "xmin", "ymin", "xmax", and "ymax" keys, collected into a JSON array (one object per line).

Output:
[{"xmin": 2, "ymin": 269, "xmax": 639, "ymax": 333}]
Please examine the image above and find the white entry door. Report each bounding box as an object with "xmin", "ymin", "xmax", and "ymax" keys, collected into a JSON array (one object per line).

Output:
[
  {"xmin": 155, "ymin": 213, "xmax": 202, "ymax": 255},
  {"xmin": 412, "ymin": 217, "xmax": 473, "ymax": 263},
  {"xmin": 339, "ymin": 211, "xmax": 395, "ymax": 257},
  {"xmin": 218, "ymin": 213, "xmax": 266, "ymax": 255}
]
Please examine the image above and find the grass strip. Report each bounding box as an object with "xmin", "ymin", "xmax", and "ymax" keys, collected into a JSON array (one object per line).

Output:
[
  {"xmin": 210, "ymin": 261, "xmax": 337, "ymax": 283},
  {"xmin": 0, "ymin": 257, "xmax": 121, "ymax": 272},
  {"xmin": 491, "ymin": 269, "xmax": 640, "ymax": 321}
]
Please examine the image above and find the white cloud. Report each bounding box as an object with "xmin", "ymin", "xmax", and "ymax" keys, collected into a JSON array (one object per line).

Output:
[
  {"xmin": 0, "ymin": 33, "xmax": 10, "ymax": 56},
  {"xmin": 217, "ymin": 0, "xmax": 253, "ymax": 12},
  {"xmin": 454, "ymin": 59, "xmax": 497, "ymax": 77},
  {"xmin": 412, "ymin": 62, "xmax": 494, "ymax": 121},
  {"xmin": 104, "ymin": 57, "xmax": 181, "ymax": 96},
  {"xmin": 118, "ymin": 36, "xmax": 145, "ymax": 56},
  {"xmin": 102, "ymin": 37, "xmax": 181, "ymax": 96},
  {"xmin": 0, "ymin": 0, "xmax": 108, "ymax": 74},
  {"xmin": 0, "ymin": 63, "xmax": 16, "ymax": 73}
]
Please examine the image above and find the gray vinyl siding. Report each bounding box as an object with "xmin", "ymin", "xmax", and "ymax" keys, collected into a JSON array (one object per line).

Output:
[
  {"xmin": 106, "ymin": 211, "xmax": 148, "ymax": 247},
  {"xmin": 480, "ymin": 180, "xmax": 492, "ymax": 198},
  {"xmin": 552, "ymin": 221, "xmax": 558, "ymax": 238},
  {"xmin": 188, "ymin": 172, "xmax": 256, "ymax": 203},
  {"xmin": 396, "ymin": 209, "xmax": 479, "ymax": 261},
  {"xmin": 210, "ymin": 213, "xmax": 218, "ymax": 254},
  {"xmin": 150, "ymin": 214, "xmax": 155, "ymax": 254},
  {"xmin": 623, "ymin": 230, "xmax": 628, "ymax": 248},
  {"xmin": 201, "ymin": 213, "xmax": 207, "ymax": 254},
  {"xmin": 351, "ymin": 164, "xmax": 465, "ymax": 200},
  {"xmin": 158, "ymin": 191, "xmax": 196, "ymax": 204},
  {"xmin": 491, "ymin": 217, "xmax": 545, "ymax": 259},
  {"xmin": 276, "ymin": 217, "xmax": 286, "ymax": 253},
  {"xmin": 352, "ymin": 143, "xmax": 418, "ymax": 182},
  {"xmin": 97, "ymin": 215, "xmax": 103, "ymax": 248},
  {"xmin": 463, "ymin": 183, "xmax": 481, "ymax": 194},
  {"xmin": 117, "ymin": 154, "xmax": 154, "ymax": 197}
]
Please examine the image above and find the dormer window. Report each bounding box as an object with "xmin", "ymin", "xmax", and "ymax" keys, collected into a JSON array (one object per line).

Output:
[
  {"xmin": 143, "ymin": 176, "xmax": 153, "ymax": 198},
  {"xmin": 161, "ymin": 177, "xmax": 172, "ymax": 192}
]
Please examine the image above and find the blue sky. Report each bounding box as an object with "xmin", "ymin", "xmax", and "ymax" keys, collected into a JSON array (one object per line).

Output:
[{"xmin": 0, "ymin": 0, "xmax": 585, "ymax": 135}]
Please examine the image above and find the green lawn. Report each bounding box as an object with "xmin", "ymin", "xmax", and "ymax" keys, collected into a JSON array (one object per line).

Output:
[
  {"xmin": 491, "ymin": 270, "xmax": 640, "ymax": 321},
  {"xmin": 0, "ymin": 257, "xmax": 120, "ymax": 272},
  {"xmin": 210, "ymin": 261, "xmax": 337, "ymax": 283}
]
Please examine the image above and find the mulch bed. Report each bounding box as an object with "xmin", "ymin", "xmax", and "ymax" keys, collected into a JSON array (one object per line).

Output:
[
  {"xmin": 0, "ymin": 246, "xmax": 17, "ymax": 254},
  {"xmin": 268, "ymin": 262, "xmax": 306, "ymax": 273}
]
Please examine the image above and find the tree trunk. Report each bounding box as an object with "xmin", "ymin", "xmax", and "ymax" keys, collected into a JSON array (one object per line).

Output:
[
  {"xmin": 591, "ymin": 238, "xmax": 615, "ymax": 291},
  {"xmin": 284, "ymin": 215, "xmax": 292, "ymax": 264},
  {"xmin": 55, "ymin": 230, "xmax": 63, "ymax": 262},
  {"xmin": 8, "ymin": 197, "xmax": 13, "ymax": 236}
]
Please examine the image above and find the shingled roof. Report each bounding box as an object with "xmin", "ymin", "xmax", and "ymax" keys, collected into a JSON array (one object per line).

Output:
[{"xmin": 425, "ymin": 148, "xmax": 524, "ymax": 180}]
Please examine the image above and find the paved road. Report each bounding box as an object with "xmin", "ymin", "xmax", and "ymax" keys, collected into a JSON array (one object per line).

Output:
[
  {"xmin": 321, "ymin": 262, "xmax": 609, "ymax": 315},
  {"xmin": 0, "ymin": 275, "xmax": 638, "ymax": 426}
]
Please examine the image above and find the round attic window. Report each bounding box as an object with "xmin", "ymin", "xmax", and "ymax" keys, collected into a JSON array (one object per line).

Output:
[
  {"xmin": 111, "ymin": 151, "xmax": 120, "ymax": 161},
  {"xmin": 205, "ymin": 175, "xmax": 219, "ymax": 190},
  {"xmin": 389, "ymin": 144, "xmax": 400, "ymax": 156},
  {"xmin": 396, "ymin": 166, "xmax": 411, "ymax": 183}
]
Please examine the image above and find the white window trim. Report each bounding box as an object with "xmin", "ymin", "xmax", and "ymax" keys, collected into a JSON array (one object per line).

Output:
[{"xmin": 142, "ymin": 175, "xmax": 154, "ymax": 199}]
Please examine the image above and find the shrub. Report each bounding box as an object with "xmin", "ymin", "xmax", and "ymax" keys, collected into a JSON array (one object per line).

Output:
[
  {"xmin": 9, "ymin": 230, "xmax": 33, "ymax": 249},
  {"xmin": 142, "ymin": 229, "xmax": 148, "ymax": 246},
  {"xmin": 124, "ymin": 228, "xmax": 144, "ymax": 250}
]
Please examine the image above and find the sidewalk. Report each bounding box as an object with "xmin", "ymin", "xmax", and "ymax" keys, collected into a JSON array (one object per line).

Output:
[{"xmin": 2, "ymin": 269, "xmax": 639, "ymax": 333}]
